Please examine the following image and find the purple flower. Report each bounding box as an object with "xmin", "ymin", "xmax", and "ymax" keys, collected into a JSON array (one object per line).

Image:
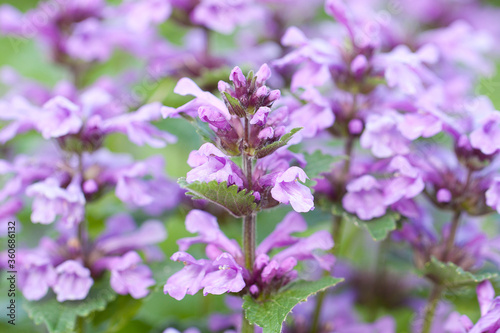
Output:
[
  {"xmin": 108, "ymin": 251, "xmax": 155, "ymax": 299},
  {"xmin": 0, "ymin": 96, "xmax": 40, "ymax": 143},
  {"xmin": 120, "ymin": 0, "xmax": 171, "ymax": 32},
  {"xmin": 201, "ymin": 253, "xmax": 245, "ymax": 296},
  {"xmin": 101, "ymin": 102, "xmax": 176, "ymax": 147},
  {"xmin": 66, "ymin": 18, "xmax": 113, "ymax": 62},
  {"xmin": 343, "ymin": 175, "xmax": 386, "ymax": 220},
  {"xmin": 18, "ymin": 253, "xmax": 56, "ymax": 301},
  {"xmin": 178, "ymin": 209, "xmax": 243, "ymax": 260},
  {"xmin": 272, "ymin": 230, "xmax": 335, "ymax": 271},
  {"xmin": 383, "ymin": 156, "xmax": 425, "ymax": 205},
  {"xmin": 53, "ymin": 260, "xmax": 94, "ymax": 302},
  {"xmin": 161, "ymin": 78, "xmax": 230, "ymax": 120},
  {"xmin": 468, "ymin": 281, "xmax": 500, "ymax": 333},
  {"xmin": 270, "ymin": 166, "xmax": 314, "ymax": 212},
  {"xmin": 470, "ymin": 112, "xmax": 500, "ymax": 155},
  {"xmin": 287, "ymin": 88, "xmax": 334, "ymax": 139},
  {"xmin": 39, "ymin": 96, "xmax": 83, "ymax": 139},
  {"xmin": 256, "ymin": 212, "xmax": 307, "ymax": 256},
  {"xmin": 95, "ymin": 214, "xmax": 166, "ymax": 255},
  {"xmin": 190, "ymin": 0, "xmax": 263, "ymax": 35},
  {"xmin": 360, "ymin": 113, "xmax": 410, "ymax": 158},
  {"xmin": 26, "ymin": 177, "xmax": 85, "ymax": 228},
  {"xmin": 445, "ymin": 280, "xmax": 500, "ymax": 333},
  {"xmin": 164, "ymin": 252, "xmax": 212, "ymax": 300},
  {"xmin": 186, "ymin": 143, "xmax": 245, "ymax": 187},
  {"xmin": 163, "ymin": 328, "xmax": 200, "ymax": 333}
]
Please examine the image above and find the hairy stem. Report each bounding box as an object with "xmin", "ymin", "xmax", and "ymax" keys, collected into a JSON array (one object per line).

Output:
[
  {"xmin": 243, "ymin": 213, "xmax": 256, "ymax": 272},
  {"xmin": 421, "ymin": 284, "xmax": 444, "ymax": 333},
  {"xmin": 241, "ymin": 116, "xmax": 256, "ymax": 333},
  {"xmin": 443, "ymin": 210, "xmax": 461, "ymax": 261}
]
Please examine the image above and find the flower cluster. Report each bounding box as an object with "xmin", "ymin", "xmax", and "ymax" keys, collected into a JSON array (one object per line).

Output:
[
  {"xmin": 164, "ymin": 210, "xmax": 333, "ymax": 300},
  {"xmin": 163, "ymin": 64, "xmax": 315, "ymax": 213}
]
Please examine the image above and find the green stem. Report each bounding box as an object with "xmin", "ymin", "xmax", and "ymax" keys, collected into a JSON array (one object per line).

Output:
[
  {"xmin": 241, "ymin": 116, "xmax": 255, "ymax": 333},
  {"xmin": 443, "ymin": 210, "xmax": 461, "ymax": 261},
  {"xmin": 243, "ymin": 213, "xmax": 256, "ymax": 272},
  {"xmin": 76, "ymin": 316, "xmax": 85, "ymax": 333},
  {"xmin": 241, "ymin": 315, "xmax": 254, "ymax": 333},
  {"xmin": 421, "ymin": 284, "xmax": 444, "ymax": 333}
]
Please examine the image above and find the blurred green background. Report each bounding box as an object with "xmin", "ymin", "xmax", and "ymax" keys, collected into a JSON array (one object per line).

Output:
[{"xmin": 0, "ymin": 0, "xmax": 499, "ymax": 332}]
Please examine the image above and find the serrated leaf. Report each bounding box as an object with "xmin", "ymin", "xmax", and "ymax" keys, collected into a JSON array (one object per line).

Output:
[
  {"xmin": 256, "ymin": 127, "xmax": 302, "ymax": 158},
  {"xmin": 222, "ymin": 92, "xmax": 246, "ymax": 117},
  {"xmin": 423, "ymin": 256, "xmax": 498, "ymax": 289},
  {"xmin": 24, "ymin": 281, "xmax": 116, "ymax": 333},
  {"xmin": 303, "ymin": 150, "xmax": 347, "ymax": 187},
  {"xmin": 243, "ymin": 276, "xmax": 343, "ymax": 333},
  {"xmin": 332, "ymin": 205, "xmax": 399, "ymax": 241},
  {"xmin": 178, "ymin": 178, "xmax": 257, "ymax": 217}
]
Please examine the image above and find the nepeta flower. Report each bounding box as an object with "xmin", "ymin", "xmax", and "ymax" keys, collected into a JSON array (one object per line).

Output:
[
  {"xmin": 18, "ymin": 253, "xmax": 57, "ymax": 301},
  {"xmin": 486, "ymin": 177, "xmax": 500, "ymax": 214},
  {"xmin": 343, "ymin": 175, "xmax": 386, "ymax": 220},
  {"xmin": 164, "ymin": 211, "xmax": 334, "ymax": 300},
  {"xmin": 108, "ymin": 251, "xmax": 155, "ymax": 299},
  {"xmin": 445, "ymin": 280, "xmax": 500, "ymax": 333}
]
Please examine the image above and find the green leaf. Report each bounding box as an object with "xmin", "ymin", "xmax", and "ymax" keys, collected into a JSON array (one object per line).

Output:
[
  {"xmin": 303, "ymin": 150, "xmax": 347, "ymax": 186},
  {"xmin": 178, "ymin": 178, "xmax": 257, "ymax": 217},
  {"xmin": 423, "ymin": 256, "xmax": 498, "ymax": 289},
  {"xmin": 242, "ymin": 276, "xmax": 343, "ymax": 333},
  {"xmin": 255, "ymin": 127, "xmax": 302, "ymax": 158},
  {"xmin": 332, "ymin": 205, "xmax": 399, "ymax": 241},
  {"xmin": 24, "ymin": 281, "xmax": 117, "ymax": 333}
]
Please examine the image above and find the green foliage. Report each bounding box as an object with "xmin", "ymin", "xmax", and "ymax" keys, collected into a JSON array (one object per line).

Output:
[
  {"xmin": 423, "ymin": 256, "xmax": 498, "ymax": 289},
  {"xmin": 242, "ymin": 277, "xmax": 343, "ymax": 333},
  {"xmin": 303, "ymin": 150, "xmax": 347, "ymax": 187},
  {"xmin": 255, "ymin": 128, "xmax": 302, "ymax": 158},
  {"xmin": 23, "ymin": 281, "xmax": 117, "ymax": 333},
  {"xmin": 92, "ymin": 296, "xmax": 144, "ymax": 333},
  {"xmin": 332, "ymin": 205, "xmax": 399, "ymax": 241},
  {"xmin": 178, "ymin": 178, "xmax": 257, "ymax": 217}
]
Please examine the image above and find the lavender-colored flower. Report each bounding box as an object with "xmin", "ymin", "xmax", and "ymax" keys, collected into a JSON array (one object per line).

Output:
[
  {"xmin": 486, "ymin": 177, "xmax": 500, "ymax": 214},
  {"xmin": 186, "ymin": 143, "xmax": 245, "ymax": 187},
  {"xmin": 161, "ymin": 78, "xmax": 230, "ymax": 120},
  {"xmin": 108, "ymin": 251, "xmax": 155, "ymax": 299},
  {"xmin": 163, "ymin": 328, "xmax": 200, "ymax": 333},
  {"xmin": 53, "ymin": 260, "xmax": 94, "ymax": 302},
  {"xmin": 470, "ymin": 112, "xmax": 500, "ymax": 155},
  {"xmin": 360, "ymin": 113, "xmax": 410, "ymax": 158},
  {"xmin": 200, "ymin": 253, "xmax": 245, "ymax": 296},
  {"xmin": 177, "ymin": 209, "xmax": 243, "ymax": 259},
  {"xmin": 26, "ymin": 177, "xmax": 85, "ymax": 228},
  {"xmin": 39, "ymin": 96, "xmax": 83, "ymax": 139},
  {"xmin": 343, "ymin": 175, "xmax": 386, "ymax": 220},
  {"xmin": 164, "ymin": 252, "xmax": 213, "ymax": 300},
  {"xmin": 190, "ymin": 0, "xmax": 263, "ymax": 35},
  {"xmin": 95, "ymin": 214, "xmax": 167, "ymax": 255},
  {"xmin": 66, "ymin": 18, "xmax": 114, "ymax": 62},
  {"xmin": 383, "ymin": 156, "xmax": 425, "ymax": 205},
  {"xmin": 445, "ymin": 280, "xmax": 500, "ymax": 333},
  {"xmin": 270, "ymin": 166, "xmax": 314, "ymax": 212}
]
